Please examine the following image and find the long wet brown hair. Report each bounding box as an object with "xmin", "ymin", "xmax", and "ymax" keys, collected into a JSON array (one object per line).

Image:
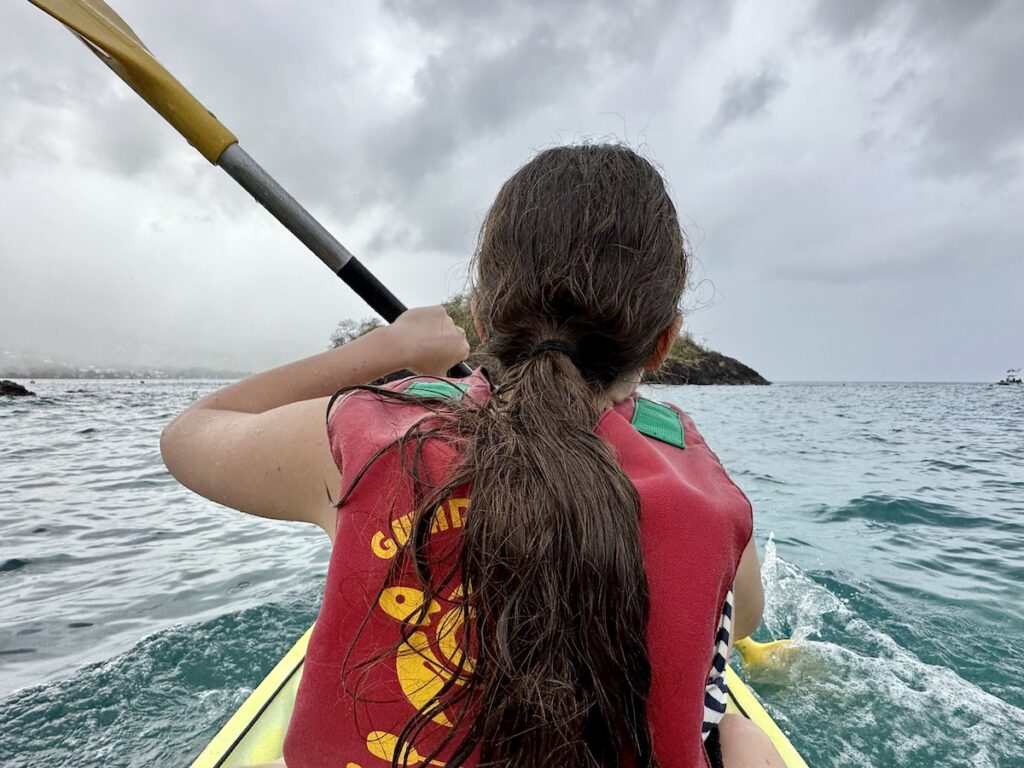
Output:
[{"xmin": 335, "ymin": 144, "xmax": 688, "ymax": 768}]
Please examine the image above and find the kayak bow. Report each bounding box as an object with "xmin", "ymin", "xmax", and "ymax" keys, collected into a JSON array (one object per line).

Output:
[{"xmin": 190, "ymin": 627, "xmax": 808, "ymax": 768}]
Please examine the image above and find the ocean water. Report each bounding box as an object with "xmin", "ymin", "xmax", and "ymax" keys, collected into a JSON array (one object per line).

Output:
[{"xmin": 1, "ymin": 379, "xmax": 1022, "ymax": 767}]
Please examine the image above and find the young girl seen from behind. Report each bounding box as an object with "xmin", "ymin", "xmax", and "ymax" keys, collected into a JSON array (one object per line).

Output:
[{"xmin": 162, "ymin": 144, "xmax": 784, "ymax": 768}]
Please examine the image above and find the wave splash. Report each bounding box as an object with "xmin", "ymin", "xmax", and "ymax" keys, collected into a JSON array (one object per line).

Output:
[
  {"xmin": 744, "ymin": 536, "xmax": 1024, "ymax": 767},
  {"xmin": 0, "ymin": 592, "xmax": 318, "ymax": 768}
]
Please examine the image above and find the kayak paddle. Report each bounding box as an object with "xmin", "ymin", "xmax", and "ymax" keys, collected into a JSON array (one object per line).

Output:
[
  {"xmin": 27, "ymin": 0, "xmax": 473, "ymax": 377},
  {"xmin": 733, "ymin": 636, "xmax": 795, "ymax": 669}
]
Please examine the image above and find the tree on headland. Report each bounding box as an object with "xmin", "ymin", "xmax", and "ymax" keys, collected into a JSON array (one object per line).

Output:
[
  {"xmin": 329, "ymin": 293, "xmax": 768, "ymax": 385},
  {"xmin": 329, "ymin": 318, "xmax": 384, "ymax": 348},
  {"xmin": 329, "ymin": 295, "xmax": 481, "ymax": 351}
]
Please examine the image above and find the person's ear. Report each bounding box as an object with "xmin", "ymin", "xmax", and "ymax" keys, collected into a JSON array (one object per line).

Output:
[
  {"xmin": 644, "ymin": 314, "xmax": 684, "ymax": 371},
  {"xmin": 470, "ymin": 296, "xmax": 487, "ymax": 343}
]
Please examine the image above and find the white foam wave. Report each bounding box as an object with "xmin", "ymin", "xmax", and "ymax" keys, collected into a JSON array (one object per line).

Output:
[
  {"xmin": 746, "ymin": 535, "xmax": 1024, "ymax": 767},
  {"xmin": 760, "ymin": 534, "xmax": 846, "ymax": 641}
]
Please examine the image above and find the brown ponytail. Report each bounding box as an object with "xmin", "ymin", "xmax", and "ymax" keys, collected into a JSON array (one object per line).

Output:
[{"xmin": 340, "ymin": 144, "xmax": 687, "ymax": 767}]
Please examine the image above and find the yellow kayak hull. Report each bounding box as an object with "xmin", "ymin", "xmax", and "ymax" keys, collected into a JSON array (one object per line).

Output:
[{"xmin": 190, "ymin": 626, "xmax": 807, "ymax": 768}]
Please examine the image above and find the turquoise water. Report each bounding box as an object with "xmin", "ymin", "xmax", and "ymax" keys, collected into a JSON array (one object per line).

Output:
[{"xmin": 1, "ymin": 380, "xmax": 1022, "ymax": 767}]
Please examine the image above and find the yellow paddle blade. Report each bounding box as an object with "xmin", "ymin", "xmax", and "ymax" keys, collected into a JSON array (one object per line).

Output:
[
  {"xmin": 28, "ymin": 0, "xmax": 236, "ymax": 163},
  {"xmin": 734, "ymin": 636, "xmax": 796, "ymax": 669}
]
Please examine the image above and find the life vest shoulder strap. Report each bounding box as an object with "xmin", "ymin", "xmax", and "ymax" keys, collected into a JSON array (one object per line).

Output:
[
  {"xmin": 404, "ymin": 380, "xmax": 470, "ymax": 401},
  {"xmin": 404, "ymin": 382, "xmax": 684, "ymax": 447},
  {"xmin": 631, "ymin": 397, "xmax": 685, "ymax": 448}
]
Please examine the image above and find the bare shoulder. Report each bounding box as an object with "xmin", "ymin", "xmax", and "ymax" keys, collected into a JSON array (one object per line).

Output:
[{"xmin": 161, "ymin": 395, "xmax": 343, "ymax": 536}]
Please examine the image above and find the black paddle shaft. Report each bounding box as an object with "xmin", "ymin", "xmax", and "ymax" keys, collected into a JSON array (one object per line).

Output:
[{"xmin": 217, "ymin": 144, "xmax": 472, "ymax": 378}]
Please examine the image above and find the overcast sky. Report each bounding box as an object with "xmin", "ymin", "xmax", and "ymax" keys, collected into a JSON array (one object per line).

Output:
[{"xmin": 2, "ymin": 0, "xmax": 1021, "ymax": 381}]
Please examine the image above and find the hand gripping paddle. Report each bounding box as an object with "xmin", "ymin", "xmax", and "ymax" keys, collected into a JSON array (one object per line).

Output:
[{"xmin": 27, "ymin": 0, "xmax": 473, "ymax": 377}]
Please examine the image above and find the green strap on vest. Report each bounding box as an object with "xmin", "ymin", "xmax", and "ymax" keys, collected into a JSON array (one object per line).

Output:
[
  {"xmin": 404, "ymin": 385, "xmax": 682, "ymax": 447},
  {"xmin": 404, "ymin": 381, "xmax": 469, "ymax": 401},
  {"xmin": 631, "ymin": 397, "xmax": 685, "ymax": 448}
]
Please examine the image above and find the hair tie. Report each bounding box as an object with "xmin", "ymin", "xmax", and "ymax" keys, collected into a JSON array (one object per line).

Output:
[{"xmin": 528, "ymin": 339, "xmax": 579, "ymax": 365}]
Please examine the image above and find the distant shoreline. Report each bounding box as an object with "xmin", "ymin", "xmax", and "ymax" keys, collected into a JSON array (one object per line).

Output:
[
  {"xmin": 0, "ymin": 376, "xmax": 1005, "ymax": 385},
  {"xmin": 0, "ymin": 369, "xmax": 251, "ymax": 380}
]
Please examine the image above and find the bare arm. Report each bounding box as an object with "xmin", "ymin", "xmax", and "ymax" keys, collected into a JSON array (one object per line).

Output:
[
  {"xmin": 160, "ymin": 307, "xmax": 469, "ymax": 535},
  {"xmin": 731, "ymin": 537, "xmax": 765, "ymax": 640}
]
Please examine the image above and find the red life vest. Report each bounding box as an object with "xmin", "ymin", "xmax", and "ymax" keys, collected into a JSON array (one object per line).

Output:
[{"xmin": 284, "ymin": 368, "xmax": 752, "ymax": 768}]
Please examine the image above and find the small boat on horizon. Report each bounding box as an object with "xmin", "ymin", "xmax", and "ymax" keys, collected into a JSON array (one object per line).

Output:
[{"xmin": 997, "ymin": 368, "xmax": 1022, "ymax": 385}]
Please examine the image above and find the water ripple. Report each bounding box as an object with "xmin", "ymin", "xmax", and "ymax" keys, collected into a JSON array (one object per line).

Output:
[{"xmin": 2, "ymin": 379, "xmax": 1022, "ymax": 767}]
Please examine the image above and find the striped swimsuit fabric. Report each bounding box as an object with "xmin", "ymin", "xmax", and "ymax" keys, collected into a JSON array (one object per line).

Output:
[{"xmin": 702, "ymin": 587, "xmax": 733, "ymax": 740}]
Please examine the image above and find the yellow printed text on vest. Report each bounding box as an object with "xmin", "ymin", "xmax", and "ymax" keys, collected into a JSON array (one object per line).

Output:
[{"xmin": 371, "ymin": 498, "xmax": 469, "ymax": 559}]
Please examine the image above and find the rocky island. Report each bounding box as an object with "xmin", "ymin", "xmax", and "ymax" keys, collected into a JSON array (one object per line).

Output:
[
  {"xmin": 653, "ymin": 334, "xmax": 769, "ymax": 385},
  {"xmin": 331, "ymin": 295, "xmax": 769, "ymax": 386},
  {"xmin": 1, "ymin": 379, "xmax": 35, "ymax": 397}
]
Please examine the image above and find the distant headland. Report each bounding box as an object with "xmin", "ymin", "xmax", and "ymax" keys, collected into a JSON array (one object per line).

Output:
[
  {"xmin": 650, "ymin": 334, "xmax": 770, "ymax": 386},
  {"xmin": 0, "ymin": 350, "xmax": 250, "ymax": 381},
  {"xmin": 2, "ymin": 300, "xmax": 768, "ymax": 387},
  {"xmin": 330, "ymin": 295, "xmax": 769, "ymax": 386}
]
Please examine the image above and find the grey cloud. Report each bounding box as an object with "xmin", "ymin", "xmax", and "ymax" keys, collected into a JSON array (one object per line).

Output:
[
  {"xmin": 705, "ymin": 67, "xmax": 787, "ymax": 138},
  {"xmin": 810, "ymin": 0, "xmax": 894, "ymax": 40},
  {"xmin": 364, "ymin": 223, "xmax": 417, "ymax": 255},
  {"xmin": 349, "ymin": 0, "xmax": 728, "ymax": 252},
  {"xmin": 83, "ymin": 93, "xmax": 178, "ymax": 177},
  {"xmin": 767, "ymin": 239, "xmax": 1008, "ymax": 286},
  {"xmin": 812, "ymin": 0, "xmax": 1023, "ymax": 182},
  {"xmin": 903, "ymin": 0, "xmax": 1002, "ymax": 42},
  {"xmin": 382, "ymin": 0, "xmax": 729, "ymax": 75},
  {"xmin": 912, "ymin": 6, "xmax": 1024, "ymax": 180},
  {"xmin": 0, "ymin": 67, "xmax": 89, "ymax": 173},
  {"xmin": 9, "ymin": 2, "xmax": 366, "ymax": 180},
  {"xmin": 383, "ymin": 0, "xmax": 507, "ymax": 30},
  {"xmin": 5, "ymin": 0, "xmax": 1020, "ymax": 381},
  {"xmin": 385, "ymin": 0, "xmax": 695, "ymax": 39},
  {"xmin": 9, "ymin": 0, "xmax": 734, "ymax": 254},
  {"xmin": 0, "ymin": 29, "xmax": 186, "ymax": 178},
  {"xmin": 368, "ymin": 23, "xmax": 589, "ymax": 196},
  {"xmin": 812, "ymin": 0, "xmax": 1001, "ymax": 43},
  {"xmin": 2, "ymin": 65, "xmax": 92, "ymax": 107}
]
